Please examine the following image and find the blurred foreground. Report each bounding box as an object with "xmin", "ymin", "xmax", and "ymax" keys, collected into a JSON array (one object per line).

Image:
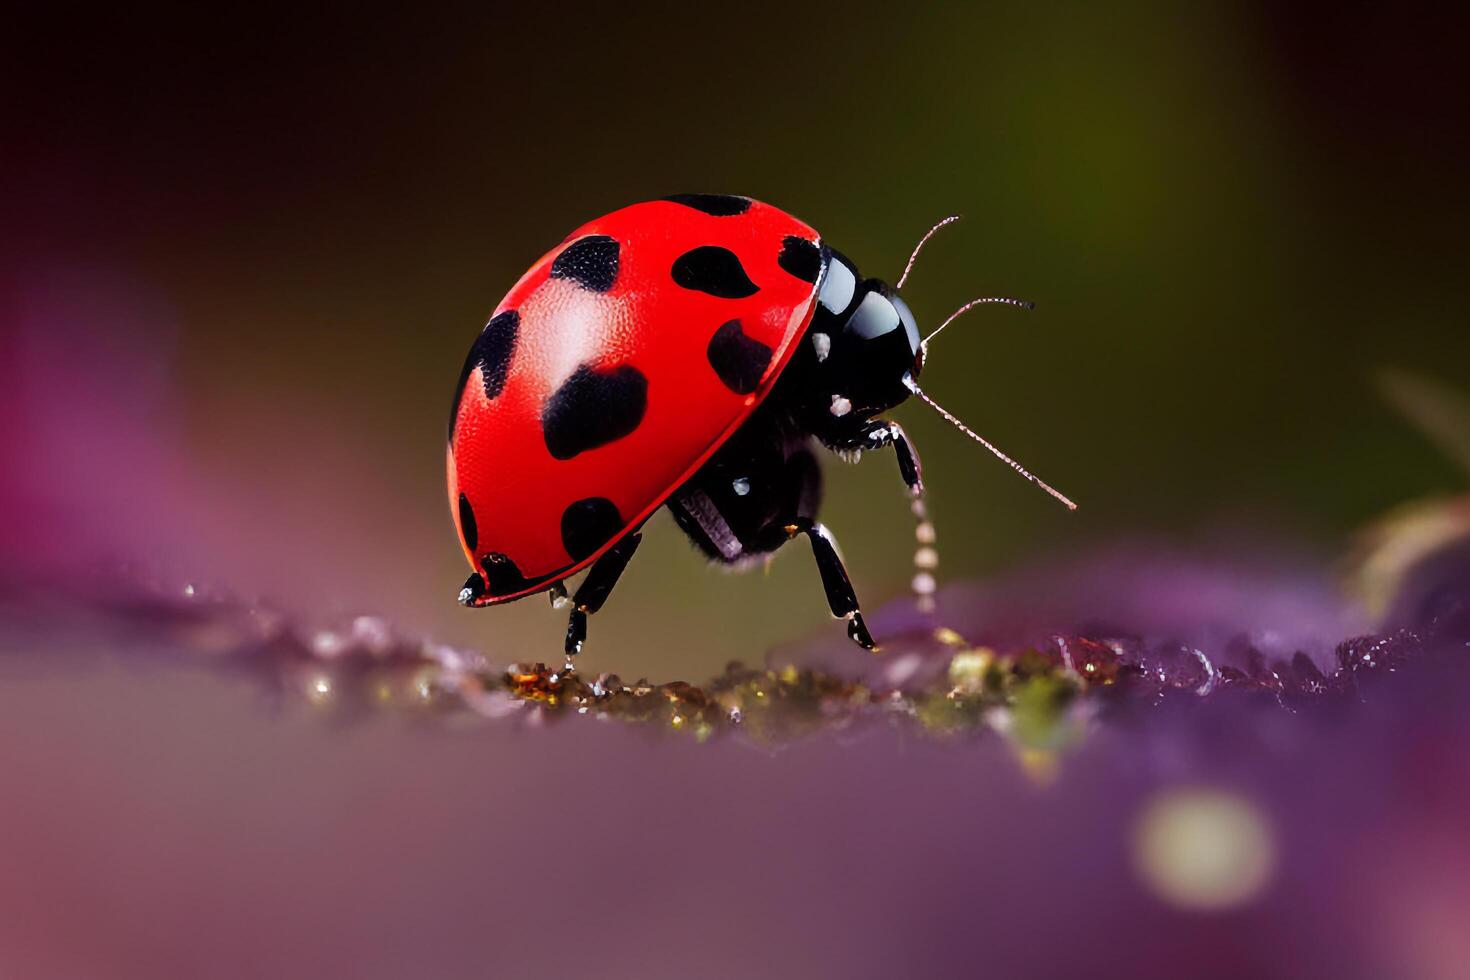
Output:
[{"xmin": 2, "ymin": 537, "xmax": 1468, "ymax": 979}]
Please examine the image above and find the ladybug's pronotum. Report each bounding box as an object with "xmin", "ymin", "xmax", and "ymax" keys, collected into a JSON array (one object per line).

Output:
[{"xmin": 447, "ymin": 195, "xmax": 1074, "ymax": 655}]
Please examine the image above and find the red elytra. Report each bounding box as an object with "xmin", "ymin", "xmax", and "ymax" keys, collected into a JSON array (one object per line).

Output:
[{"xmin": 447, "ymin": 197, "xmax": 823, "ymax": 604}]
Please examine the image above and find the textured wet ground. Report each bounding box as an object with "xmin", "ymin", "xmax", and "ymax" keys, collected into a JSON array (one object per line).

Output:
[{"xmin": 3, "ymin": 549, "xmax": 1468, "ymax": 980}]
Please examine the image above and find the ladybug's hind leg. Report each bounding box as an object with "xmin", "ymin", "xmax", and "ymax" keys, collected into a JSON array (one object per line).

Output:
[{"xmin": 565, "ymin": 531, "xmax": 642, "ymax": 658}]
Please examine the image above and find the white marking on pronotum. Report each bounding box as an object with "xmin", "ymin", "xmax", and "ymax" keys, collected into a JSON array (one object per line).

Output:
[{"xmin": 812, "ymin": 332, "xmax": 831, "ymax": 362}]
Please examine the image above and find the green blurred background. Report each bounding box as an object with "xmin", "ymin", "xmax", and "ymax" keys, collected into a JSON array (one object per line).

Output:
[{"xmin": 11, "ymin": 2, "xmax": 1468, "ymax": 679}]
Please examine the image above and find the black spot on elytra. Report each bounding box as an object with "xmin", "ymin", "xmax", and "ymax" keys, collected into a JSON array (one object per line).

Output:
[
  {"xmin": 777, "ymin": 236, "xmax": 822, "ymax": 284},
  {"xmin": 449, "ymin": 309, "xmax": 519, "ymax": 439},
  {"xmin": 706, "ymin": 319, "xmax": 774, "ymax": 395},
  {"xmin": 458, "ymin": 493, "xmax": 479, "ymax": 552},
  {"xmin": 542, "ymin": 364, "xmax": 648, "ymax": 460},
  {"xmin": 561, "ymin": 497, "xmax": 624, "ymax": 562},
  {"xmin": 550, "ymin": 235, "xmax": 620, "ymax": 292},
  {"xmin": 663, "ymin": 194, "xmax": 751, "ymax": 216},
  {"xmin": 474, "ymin": 311, "xmax": 520, "ymax": 399},
  {"xmin": 671, "ymin": 246, "xmax": 760, "ymax": 299}
]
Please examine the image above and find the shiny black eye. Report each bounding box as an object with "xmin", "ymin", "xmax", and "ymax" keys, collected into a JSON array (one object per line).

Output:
[
  {"xmin": 890, "ymin": 295, "xmax": 921, "ymax": 355},
  {"xmin": 844, "ymin": 292, "xmax": 902, "ymax": 341},
  {"xmin": 818, "ymin": 253, "xmax": 857, "ymax": 315}
]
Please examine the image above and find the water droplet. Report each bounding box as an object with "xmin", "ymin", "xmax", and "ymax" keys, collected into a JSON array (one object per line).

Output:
[{"xmin": 307, "ymin": 673, "xmax": 334, "ymax": 705}]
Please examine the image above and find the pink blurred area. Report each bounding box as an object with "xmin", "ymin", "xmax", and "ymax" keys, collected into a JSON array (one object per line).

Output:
[
  {"xmin": 2, "ymin": 619, "xmax": 1468, "ymax": 979},
  {"xmin": 2, "ymin": 264, "xmax": 448, "ymax": 631}
]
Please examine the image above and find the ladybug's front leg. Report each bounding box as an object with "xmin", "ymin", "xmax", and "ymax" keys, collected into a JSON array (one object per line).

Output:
[
  {"xmin": 564, "ymin": 531, "xmax": 642, "ymax": 657},
  {"xmin": 782, "ymin": 518, "xmax": 876, "ymax": 651},
  {"xmin": 852, "ymin": 419, "xmax": 923, "ymax": 494}
]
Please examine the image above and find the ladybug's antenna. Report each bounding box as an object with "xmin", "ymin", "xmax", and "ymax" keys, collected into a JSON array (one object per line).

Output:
[
  {"xmin": 902, "ymin": 376, "xmax": 1078, "ymax": 511},
  {"xmin": 895, "ymin": 214, "xmax": 961, "ymax": 290},
  {"xmin": 921, "ymin": 295, "xmax": 1035, "ymax": 353}
]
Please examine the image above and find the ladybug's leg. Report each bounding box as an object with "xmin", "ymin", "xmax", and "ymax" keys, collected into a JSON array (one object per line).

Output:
[
  {"xmin": 847, "ymin": 419, "xmax": 939, "ymax": 613},
  {"xmin": 668, "ymin": 409, "xmax": 876, "ymax": 649},
  {"xmin": 853, "ymin": 419, "xmax": 923, "ymax": 494},
  {"xmin": 565, "ymin": 531, "xmax": 642, "ymax": 658},
  {"xmin": 782, "ymin": 518, "xmax": 876, "ymax": 650}
]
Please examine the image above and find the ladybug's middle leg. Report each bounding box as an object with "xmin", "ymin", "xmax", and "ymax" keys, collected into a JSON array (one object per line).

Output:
[
  {"xmin": 781, "ymin": 518, "xmax": 877, "ymax": 651},
  {"xmin": 564, "ymin": 531, "xmax": 641, "ymax": 657}
]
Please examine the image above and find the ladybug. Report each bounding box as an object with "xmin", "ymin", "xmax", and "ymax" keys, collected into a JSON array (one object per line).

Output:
[{"xmin": 447, "ymin": 195, "xmax": 1073, "ymax": 656}]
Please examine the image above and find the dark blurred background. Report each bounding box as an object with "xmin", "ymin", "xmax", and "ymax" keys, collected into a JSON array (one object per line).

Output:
[
  {"xmin": 6, "ymin": 1, "xmax": 1468, "ymax": 678},
  {"xmin": 7, "ymin": 6, "xmax": 1470, "ymax": 979}
]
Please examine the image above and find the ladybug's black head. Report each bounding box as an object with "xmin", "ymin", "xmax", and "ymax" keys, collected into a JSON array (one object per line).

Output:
[
  {"xmin": 799, "ymin": 221, "xmax": 1078, "ymax": 512},
  {"xmin": 806, "ymin": 251, "xmax": 924, "ymax": 420}
]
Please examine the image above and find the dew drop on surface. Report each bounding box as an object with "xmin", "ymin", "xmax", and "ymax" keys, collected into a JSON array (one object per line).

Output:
[
  {"xmin": 307, "ymin": 673, "xmax": 334, "ymax": 705},
  {"xmin": 1132, "ymin": 787, "xmax": 1275, "ymax": 911},
  {"xmin": 1191, "ymin": 648, "xmax": 1219, "ymax": 696},
  {"xmin": 1058, "ymin": 636, "xmax": 1122, "ymax": 685}
]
